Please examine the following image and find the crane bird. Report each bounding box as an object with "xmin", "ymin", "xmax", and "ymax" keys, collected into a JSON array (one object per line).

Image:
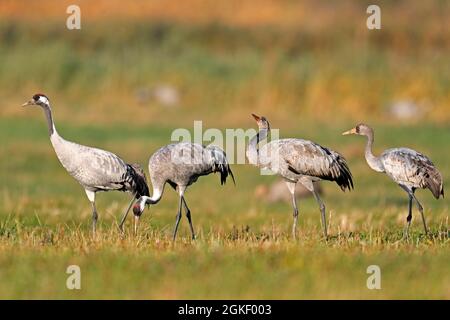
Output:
[
  {"xmin": 247, "ymin": 114, "xmax": 353, "ymax": 239},
  {"xmin": 22, "ymin": 94, "xmax": 150, "ymax": 234},
  {"xmin": 343, "ymin": 123, "xmax": 444, "ymax": 237},
  {"xmin": 131, "ymin": 142, "xmax": 235, "ymax": 240}
]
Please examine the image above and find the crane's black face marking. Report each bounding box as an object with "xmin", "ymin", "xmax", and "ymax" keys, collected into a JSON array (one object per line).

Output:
[
  {"xmin": 259, "ymin": 117, "xmax": 270, "ymax": 130},
  {"xmin": 354, "ymin": 123, "xmax": 373, "ymax": 136}
]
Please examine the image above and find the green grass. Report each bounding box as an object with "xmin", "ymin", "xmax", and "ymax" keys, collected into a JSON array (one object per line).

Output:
[
  {"xmin": 0, "ymin": 117, "xmax": 448, "ymax": 299},
  {"xmin": 0, "ymin": 5, "xmax": 449, "ymax": 298}
]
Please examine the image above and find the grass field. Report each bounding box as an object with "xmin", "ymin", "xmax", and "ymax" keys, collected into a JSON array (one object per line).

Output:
[
  {"xmin": 0, "ymin": 118, "xmax": 448, "ymax": 299},
  {"xmin": 0, "ymin": 1, "xmax": 449, "ymax": 299}
]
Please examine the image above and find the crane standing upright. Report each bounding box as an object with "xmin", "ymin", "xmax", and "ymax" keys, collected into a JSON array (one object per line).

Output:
[
  {"xmin": 247, "ymin": 114, "xmax": 353, "ymax": 239},
  {"xmin": 22, "ymin": 94, "xmax": 149, "ymax": 234},
  {"xmin": 343, "ymin": 123, "xmax": 444, "ymax": 237}
]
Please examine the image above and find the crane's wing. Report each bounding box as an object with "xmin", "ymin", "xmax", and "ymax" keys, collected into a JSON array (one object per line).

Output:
[
  {"xmin": 65, "ymin": 143, "xmax": 130, "ymax": 191},
  {"xmin": 149, "ymin": 143, "xmax": 235, "ymax": 187},
  {"xmin": 381, "ymin": 148, "xmax": 444, "ymax": 198},
  {"xmin": 263, "ymin": 139, "xmax": 353, "ymax": 191}
]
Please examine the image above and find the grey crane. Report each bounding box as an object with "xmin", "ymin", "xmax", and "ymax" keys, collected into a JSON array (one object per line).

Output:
[
  {"xmin": 247, "ymin": 114, "xmax": 353, "ymax": 239},
  {"xmin": 131, "ymin": 142, "xmax": 235, "ymax": 240},
  {"xmin": 343, "ymin": 123, "xmax": 444, "ymax": 237},
  {"xmin": 22, "ymin": 94, "xmax": 150, "ymax": 234}
]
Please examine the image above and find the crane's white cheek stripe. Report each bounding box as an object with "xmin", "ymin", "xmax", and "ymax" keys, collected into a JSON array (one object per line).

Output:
[
  {"xmin": 39, "ymin": 96, "xmax": 49, "ymax": 105},
  {"xmin": 139, "ymin": 197, "xmax": 148, "ymax": 211}
]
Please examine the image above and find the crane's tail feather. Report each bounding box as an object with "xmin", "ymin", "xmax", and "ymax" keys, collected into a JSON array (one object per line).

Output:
[
  {"xmin": 425, "ymin": 168, "xmax": 444, "ymax": 199},
  {"xmin": 335, "ymin": 156, "xmax": 354, "ymax": 192},
  {"xmin": 286, "ymin": 153, "xmax": 353, "ymax": 192},
  {"xmin": 225, "ymin": 165, "xmax": 236, "ymax": 186},
  {"xmin": 127, "ymin": 163, "xmax": 150, "ymax": 198},
  {"xmin": 206, "ymin": 145, "xmax": 236, "ymax": 186}
]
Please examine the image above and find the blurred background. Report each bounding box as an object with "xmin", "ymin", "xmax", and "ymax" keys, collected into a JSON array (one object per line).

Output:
[
  {"xmin": 0, "ymin": 0, "xmax": 448, "ymax": 299},
  {"xmin": 0, "ymin": 0, "xmax": 449, "ymax": 126}
]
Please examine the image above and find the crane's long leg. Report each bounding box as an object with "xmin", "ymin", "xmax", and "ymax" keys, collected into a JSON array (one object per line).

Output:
[
  {"xmin": 118, "ymin": 193, "xmax": 137, "ymax": 233},
  {"xmin": 411, "ymin": 192, "xmax": 428, "ymax": 235},
  {"xmin": 400, "ymin": 185, "xmax": 429, "ymax": 237},
  {"xmin": 299, "ymin": 178, "xmax": 328, "ymax": 240},
  {"xmin": 85, "ymin": 190, "xmax": 98, "ymax": 235},
  {"xmin": 172, "ymin": 186, "xmax": 186, "ymax": 241},
  {"xmin": 91, "ymin": 202, "xmax": 98, "ymax": 234},
  {"xmin": 182, "ymin": 197, "xmax": 195, "ymax": 240},
  {"xmin": 403, "ymin": 194, "xmax": 413, "ymax": 239},
  {"xmin": 285, "ymin": 181, "xmax": 298, "ymax": 239},
  {"xmin": 173, "ymin": 196, "xmax": 183, "ymax": 241},
  {"xmin": 312, "ymin": 188, "xmax": 328, "ymax": 240}
]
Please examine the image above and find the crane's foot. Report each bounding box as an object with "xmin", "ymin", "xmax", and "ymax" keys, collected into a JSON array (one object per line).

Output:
[
  {"xmin": 402, "ymin": 221, "xmax": 412, "ymax": 241},
  {"xmin": 422, "ymin": 224, "xmax": 429, "ymax": 237},
  {"xmin": 92, "ymin": 221, "xmax": 98, "ymax": 237},
  {"xmin": 291, "ymin": 228, "xmax": 298, "ymax": 240},
  {"xmin": 321, "ymin": 220, "xmax": 328, "ymax": 241}
]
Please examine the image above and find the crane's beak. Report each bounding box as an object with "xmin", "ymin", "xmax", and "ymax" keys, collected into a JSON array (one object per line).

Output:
[
  {"xmin": 342, "ymin": 128, "xmax": 357, "ymax": 135},
  {"xmin": 251, "ymin": 113, "xmax": 261, "ymax": 122},
  {"xmin": 21, "ymin": 100, "xmax": 34, "ymax": 107}
]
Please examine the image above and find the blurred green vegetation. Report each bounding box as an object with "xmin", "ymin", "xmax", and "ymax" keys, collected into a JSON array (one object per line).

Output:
[{"xmin": 0, "ymin": 5, "xmax": 449, "ymax": 125}]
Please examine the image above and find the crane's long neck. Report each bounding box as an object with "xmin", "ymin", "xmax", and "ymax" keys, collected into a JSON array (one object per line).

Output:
[
  {"xmin": 138, "ymin": 186, "xmax": 164, "ymax": 212},
  {"xmin": 247, "ymin": 127, "xmax": 269, "ymax": 166},
  {"xmin": 42, "ymin": 104, "xmax": 58, "ymax": 137},
  {"xmin": 143, "ymin": 186, "xmax": 163, "ymax": 205},
  {"xmin": 364, "ymin": 130, "xmax": 384, "ymax": 173}
]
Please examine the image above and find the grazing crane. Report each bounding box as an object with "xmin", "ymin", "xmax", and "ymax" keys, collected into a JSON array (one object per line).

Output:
[
  {"xmin": 247, "ymin": 114, "xmax": 353, "ymax": 239},
  {"xmin": 343, "ymin": 123, "xmax": 444, "ymax": 237},
  {"xmin": 131, "ymin": 142, "xmax": 235, "ymax": 240},
  {"xmin": 22, "ymin": 94, "xmax": 150, "ymax": 234}
]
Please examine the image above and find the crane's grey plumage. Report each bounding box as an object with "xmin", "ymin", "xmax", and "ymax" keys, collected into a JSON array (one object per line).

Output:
[
  {"xmin": 343, "ymin": 123, "xmax": 444, "ymax": 237},
  {"xmin": 22, "ymin": 94, "xmax": 150, "ymax": 234},
  {"xmin": 132, "ymin": 142, "xmax": 234, "ymax": 240},
  {"xmin": 247, "ymin": 114, "xmax": 353, "ymax": 239}
]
